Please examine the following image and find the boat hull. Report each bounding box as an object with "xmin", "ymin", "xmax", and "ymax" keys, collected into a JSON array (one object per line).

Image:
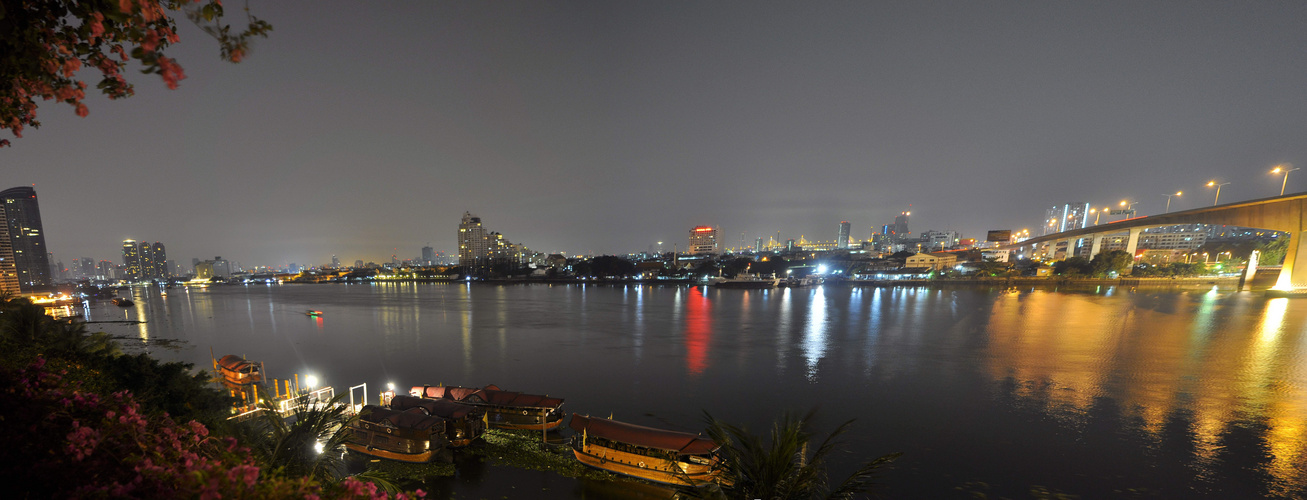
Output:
[
  {"xmin": 486, "ymin": 408, "xmax": 566, "ymax": 431},
  {"xmin": 571, "ymin": 444, "xmax": 720, "ymax": 487},
  {"xmin": 344, "ymin": 442, "xmax": 437, "ymax": 463}
]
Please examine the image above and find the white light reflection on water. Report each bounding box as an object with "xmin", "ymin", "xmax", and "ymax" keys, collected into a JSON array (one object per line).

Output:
[
  {"xmin": 776, "ymin": 288, "xmax": 792, "ymax": 371},
  {"xmin": 802, "ymin": 287, "xmax": 828, "ymax": 381}
]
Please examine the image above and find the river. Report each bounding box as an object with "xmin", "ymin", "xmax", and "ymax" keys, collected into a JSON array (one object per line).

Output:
[{"xmin": 84, "ymin": 283, "xmax": 1307, "ymax": 498}]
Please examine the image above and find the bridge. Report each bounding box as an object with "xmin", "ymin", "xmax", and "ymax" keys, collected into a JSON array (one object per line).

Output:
[{"xmin": 1007, "ymin": 192, "xmax": 1307, "ymax": 290}]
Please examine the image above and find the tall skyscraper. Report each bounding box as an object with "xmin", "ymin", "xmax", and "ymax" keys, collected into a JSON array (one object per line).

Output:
[
  {"xmin": 689, "ymin": 226, "xmax": 718, "ymax": 254},
  {"xmin": 0, "ymin": 205, "xmax": 18, "ymax": 294},
  {"xmin": 837, "ymin": 221, "xmax": 852, "ymax": 249},
  {"xmin": 421, "ymin": 246, "xmax": 435, "ymax": 266},
  {"xmin": 893, "ymin": 212, "xmax": 910, "ymax": 240},
  {"xmin": 151, "ymin": 242, "xmax": 167, "ymax": 279},
  {"xmin": 459, "ymin": 212, "xmax": 489, "ymax": 269},
  {"xmin": 122, "ymin": 239, "xmax": 141, "ymax": 281},
  {"xmin": 1041, "ymin": 203, "xmax": 1090, "ymax": 236},
  {"xmin": 1, "ymin": 186, "xmax": 52, "ymax": 291},
  {"xmin": 97, "ymin": 260, "xmax": 114, "ymax": 280},
  {"xmin": 331, "ymin": 255, "xmax": 341, "ymax": 268}
]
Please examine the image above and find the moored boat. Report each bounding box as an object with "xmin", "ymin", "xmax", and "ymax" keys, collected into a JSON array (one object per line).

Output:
[
  {"xmin": 305, "ymin": 310, "xmax": 324, "ymax": 316},
  {"xmin": 409, "ymin": 384, "xmax": 565, "ymax": 431},
  {"xmin": 388, "ymin": 395, "xmax": 486, "ymax": 447},
  {"xmin": 112, "ymin": 297, "xmax": 134, "ymax": 306},
  {"xmin": 345, "ymin": 405, "xmax": 449, "ymax": 463},
  {"xmin": 569, "ymin": 414, "xmax": 726, "ymax": 487},
  {"xmin": 214, "ymin": 355, "xmax": 264, "ymax": 386},
  {"xmin": 710, "ymin": 273, "xmax": 780, "ymax": 289}
]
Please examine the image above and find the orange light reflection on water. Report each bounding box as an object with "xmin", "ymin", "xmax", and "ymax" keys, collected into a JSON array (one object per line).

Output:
[
  {"xmin": 984, "ymin": 290, "xmax": 1307, "ymax": 492},
  {"xmin": 684, "ymin": 286, "xmax": 711, "ymax": 376}
]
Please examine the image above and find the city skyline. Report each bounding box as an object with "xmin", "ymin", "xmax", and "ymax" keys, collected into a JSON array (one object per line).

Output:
[{"xmin": 6, "ymin": 2, "xmax": 1307, "ymax": 265}]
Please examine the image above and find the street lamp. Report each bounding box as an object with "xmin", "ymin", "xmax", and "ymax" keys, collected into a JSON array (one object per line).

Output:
[
  {"xmin": 1207, "ymin": 180, "xmax": 1230, "ymax": 205},
  {"xmin": 1119, "ymin": 200, "xmax": 1138, "ymax": 217},
  {"xmin": 1272, "ymin": 164, "xmax": 1299, "ymax": 196},
  {"xmin": 1164, "ymin": 191, "xmax": 1182, "ymax": 213}
]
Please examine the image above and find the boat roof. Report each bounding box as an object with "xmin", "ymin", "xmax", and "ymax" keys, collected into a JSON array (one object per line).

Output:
[
  {"xmin": 570, "ymin": 414, "xmax": 719, "ymax": 455},
  {"xmin": 390, "ymin": 395, "xmax": 479, "ymax": 419},
  {"xmin": 358, "ymin": 405, "xmax": 442, "ymax": 431},
  {"xmin": 410, "ymin": 385, "xmax": 563, "ymax": 409},
  {"xmin": 216, "ymin": 355, "xmax": 258, "ymax": 372}
]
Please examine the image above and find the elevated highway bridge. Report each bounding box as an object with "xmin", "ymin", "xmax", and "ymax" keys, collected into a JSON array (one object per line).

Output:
[{"xmin": 1006, "ymin": 192, "xmax": 1307, "ymax": 290}]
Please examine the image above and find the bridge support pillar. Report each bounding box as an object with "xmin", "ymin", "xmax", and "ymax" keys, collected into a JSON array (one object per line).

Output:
[
  {"xmin": 1058, "ymin": 239, "xmax": 1073, "ymax": 259},
  {"xmin": 1121, "ymin": 228, "xmax": 1143, "ymax": 275},
  {"xmin": 1089, "ymin": 234, "xmax": 1104, "ymax": 259},
  {"xmin": 1273, "ymin": 233, "xmax": 1307, "ymax": 290}
]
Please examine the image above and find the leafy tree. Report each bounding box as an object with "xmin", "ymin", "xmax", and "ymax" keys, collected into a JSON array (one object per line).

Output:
[
  {"xmin": 702, "ymin": 410, "xmax": 900, "ymax": 500},
  {"xmin": 724, "ymin": 257, "xmax": 754, "ymax": 277},
  {"xmin": 241, "ymin": 394, "xmax": 358, "ymax": 484},
  {"xmin": 1053, "ymin": 256, "xmax": 1091, "ymax": 276},
  {"xmin": 1, "ymin": 0, "xmax": 272, "ymax": 146},
  {"xmin": 973, "ymin": 258, "xmax": 1013, "ymax": 277},
  {"xmin": 1089, "ymin": 250, "xmax": 1134, "ymax": 277}
]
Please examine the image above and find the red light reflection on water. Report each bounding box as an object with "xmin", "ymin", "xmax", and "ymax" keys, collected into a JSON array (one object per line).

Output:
[
  {"xmin": 315, "ymin": 315, "xmax": 324, "ymax": 331},
  {"xmin": 684, "ymin": 286, "xmax": 712, "ymax": 376}
]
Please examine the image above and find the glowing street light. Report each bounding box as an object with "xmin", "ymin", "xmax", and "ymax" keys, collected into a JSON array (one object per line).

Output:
[
  {"xmin": 1119, "ymin": 200, "xmax": 1138, "ymax": 216},
  {"xmin": 1207, "ymin": 180, "xmax": 1230, "ymax": 205},
  {"xmin": 1272, "ymin": 164, "xmax": 1299, "ymax": 196},
  {"xmin": 1164, "ymin": 191, "xmax": 1182, "ymax": 213}
]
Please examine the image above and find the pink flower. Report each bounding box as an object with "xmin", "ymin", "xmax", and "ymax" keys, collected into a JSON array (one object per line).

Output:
[
  {"xmin": 158, "ymin": 57, "xmax": 186, "ymax": 89},
  {"xmin": 141, "ymin": 31, "xmax": 160, "ymax": 52},
  {"xmin": 75, "ymin": 103, "xmax": 88, "ymax": 117}
]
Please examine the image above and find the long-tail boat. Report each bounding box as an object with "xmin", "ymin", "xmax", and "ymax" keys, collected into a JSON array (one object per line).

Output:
[
  {"xmin": 388, "ymin": 395, "xmax": 486, "ymax": 447},
  {"xmin": 214, "ymin": 355, "xmax": 263, "ymax": 387},
  {"xmin": 409, "ymin": 384, "xmax": 566, "ymax": 431},
  {"xmin": 344, "ymin": 405, "xmax": 449, "ymax": 463},
  {"xmin": 569, "ymin": 414, "xmax": 726, "ymax": 487}
]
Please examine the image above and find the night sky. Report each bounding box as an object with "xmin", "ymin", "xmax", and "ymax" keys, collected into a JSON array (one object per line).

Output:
[{"xmin": 7, "ymin": 1, "xmax": 1307, "ymax": 268}]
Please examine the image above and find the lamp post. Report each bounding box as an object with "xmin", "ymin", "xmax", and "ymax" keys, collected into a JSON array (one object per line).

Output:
[
  {"xmin": 1207, "ymin": 180, "xmax": 1230, "ymax": 205},
  {"xmin": 1090, "ymin": 208, "xmax": 1099, "ymax": 225},
  {"xmin": 1272, "ymin": 164, "xmax": 1299, "ymax": 196},
  {"xmin": 1164, "ymin": 191, "xmax": 1182, "ymax": 213},
  {"xmin": 1119, "ymin": 200, "xmax": 1137, "ymax": 217}
]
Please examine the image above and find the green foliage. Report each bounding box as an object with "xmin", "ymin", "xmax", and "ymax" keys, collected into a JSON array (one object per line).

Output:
[
  {"xmin": 1053, "ymin": 256, "xmax": 1091, "ymax": 276},
  {"xmin": 242, "ymin": 393, "xmax": 358, "ymax": 483},
  {"xmin": 702, "ymin": 410, "xmax": 900, "ymax": 500},
  {"xmin": 1089, "ymin": 250, "xmax": 1134, "ymax": 277}
]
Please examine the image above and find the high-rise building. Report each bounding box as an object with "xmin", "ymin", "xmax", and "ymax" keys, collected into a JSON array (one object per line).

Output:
[
  {"xmin": 837, "ymin": 221, "xmax": 852, "ymax": 249},
  {"xmin": 892, "ymin": 212, "xmax": 910, "ymax": 241},
  {"xmin": 1, "ymin": 186, "xmax": 52, "ymax": 291},
  {"xmin": 689, "ymin": 226, "xmax": 718, "ymax": 254},
  {"xmin": 331, "ymin": 255, "xmax": 341, "ymax": 268},
  {"xmin": 151, "ymin": 242, "xmax": 167, "ymax": 279},
  {"xmin": 421, "ymin": 246, "xmax": 435, "ymax": 266},
  {"xmin": 458, "ymin": 212, "xmax": 489, "ymax": 269},
  {"xmin": 97, "ymin": 260, "xmax": 114, "ymax": 280},
  {"xmin": 1042, "ymin": 203, "xmax": 1090, "ymax": 236},
  {"xmin": 122, "ymin": 239, "xmax": 141, "ymax": 281},
  {"xmin": 0, "ymin": 205, "xmax": 18, "ymax": 294}
]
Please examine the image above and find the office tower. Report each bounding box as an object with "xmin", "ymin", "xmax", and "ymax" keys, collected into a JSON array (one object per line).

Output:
[
  {"xmin": 0, "ymin": 208, "xmax": 16, "ymax": 294},
  {"xmin": 1, "ymin": 186, "xmax": 52, "ymax": 291},
  {"xmin": 422, "ymin": 246, "xmax": 435, "ymax": 266},
  {"xmin": 122, "ymin": 239, "xmax": 141, "ymax": 281},
  {"xmin": 837, "ymin": 221, "xmax": 852, "ymax": 249},
  {"xmin": 689, "ymin": 226, "xmax": 718, "ymax": 254},
  {"xmin": 892, "ymin": 212, "xmax": 910, "ymax": 241},
  {"xmin": 97, "ymin": 260, "xmax": 113, "ymax": 280},
  {"xmin": 331, "ymin": 255, "xmax": 341, "ymax": 268}
]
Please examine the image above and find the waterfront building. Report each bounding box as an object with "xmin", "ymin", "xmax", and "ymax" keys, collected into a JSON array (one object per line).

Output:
[
  {"xmin": 150, "ymin": 242, "xmax": 167, "ymax": 279},
  {"xmin": 1, "ymin": 186, "xmax": 52, "ymax": 291},
  {"xmin": 122, "ymin": 239, "xmax": 141, "ymax": 281},
  {"xmin": 98, "ymin": 260, "xmax": 114, "ymax": 280},
  {"xmin": 837, "ymin": 221, "xmax": 851, "ymax": 249},
  {"xmin": 905, "ymin": 251, "xmax": 959, "ymax": 271},
  {"xmin": 920, "ymin": 230, "xmax": 961, "ymax": 251},
  {"xmin": 459, "ymin": 212, "xmax": 490, "ymax": 269},
  {"xmin": 689, "ymin": 226, "xmax": 717, "ymax": 254},
  {"xmin": 421, "ymin": 246, "xmax": 435, "ymax": 266}
]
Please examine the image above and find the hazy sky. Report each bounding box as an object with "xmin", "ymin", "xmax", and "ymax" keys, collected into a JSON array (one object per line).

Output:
[{"xmin": 7, "ymin": 1, "xmax": 1307, "ymax": 267}]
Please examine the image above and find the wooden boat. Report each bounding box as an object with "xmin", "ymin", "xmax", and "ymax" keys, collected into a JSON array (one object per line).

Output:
[
  {"xmin": 409, "ymin": 384, "xmax": 565, "ymax": 431},
  {"xmin": 388, "ymin": 395, "xmax": 486, "ymax": 447},
  {"xmin": 345, "ymin": 405, "xmax": 449, "ymax": 463},
  {"xmin": 112, "ymin": 297, "xmax": 134, "ymax": 306},
  {"xmin": 710, "ymin": 273, "xmax": 780, "ymax": 289},
  {"xmin": 569, "ymin": 414, "xmax": 725, "ymax": 487},
  {"xmin": 214, "ymin": 355, "xmax": 264, "ymax": 386},
  {"xmin": 305, "ymin": 310, "xmax": 324, "ymax": 316}
]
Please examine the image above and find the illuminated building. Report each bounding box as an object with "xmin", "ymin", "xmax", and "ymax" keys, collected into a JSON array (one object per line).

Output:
[
  {"xmin": 122, "ymin": 240, "xmax": 141, "ymax": 281},
  {"xmin": 98, "ymin": 260, "xmax": 113, "ymax": 280},
  {"xmin": 689, "ymin": 226, "xmax": 717, "ymax": 255},
  {"xmin": 150, "ymin": 242, "xmax": 167, "ymax": 279},
  {"xmin": 458, "ymin": 212, "xmax": 489, "ymax": 269},
  {"xmin": 1, "ymin": 186, "xmax": 52, "ymax": 291},
  {"xmin": 1041, "ymin": 202, "xmax": 1090, "ymax": 236},
  {"xmin": 0, "ymin": 208, "xmax": 17, "ymax": 294},
  {"xmin": 837, "ymin": 221, "xmax": 851, "ymax": 249},
  {"xmin": 421, "ymin": 246, "xmax": 435, "ymax": 266}
]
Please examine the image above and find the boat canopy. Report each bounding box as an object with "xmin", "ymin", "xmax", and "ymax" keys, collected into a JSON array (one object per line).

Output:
[
  {"xmin": 390, "ymin": 395, "xmax": 479, "ymax": 419},
  {"xmin": 410, "ymin": 385, "xmax": 564, "ymax": 410},
  {"xmin": 358, "ymin": 405, "xmax": 442, "ymax": 431},
  {"xmin": 570, "ymin": 414, "xmax": 720, "ymax": 455},
  {"xmin": 217, "ymin": 355, "xmax": 258, "ymax": 373}
]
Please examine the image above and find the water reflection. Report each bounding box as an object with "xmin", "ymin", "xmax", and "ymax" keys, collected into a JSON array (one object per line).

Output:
[
  {"xmin": 802, "ymin": 287, "xmax": 827, "ymax": 381},
  {"xmin": 683, "ymin": 286, "xmax": 711, "ymax": 376}
]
